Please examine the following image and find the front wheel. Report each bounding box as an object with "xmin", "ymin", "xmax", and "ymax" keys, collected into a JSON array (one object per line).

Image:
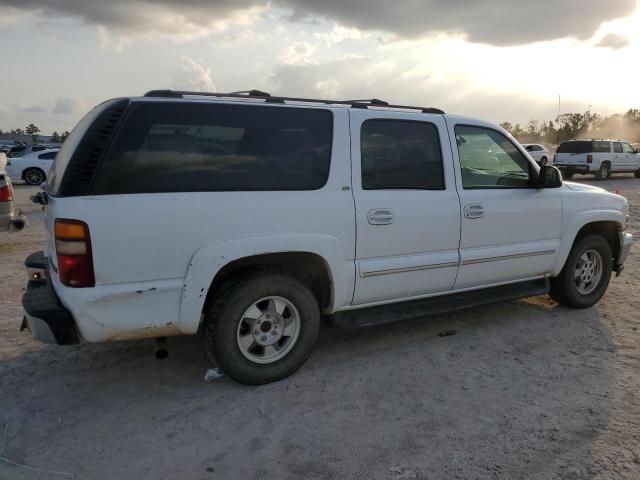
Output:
[
  {"xmin": 203, "ymin": 273, "xmax": 321, "ymax": 385},
  {"xmin": 549, "ymin": 234, "xmax": 613, "ymax": 308},
  {"xmin": 23, "ymin": 168, "xmax": 46, "ymax": 185},
  {"xmin": 539, "ymin": 157, "xmax": 548, "ymax": 166}
]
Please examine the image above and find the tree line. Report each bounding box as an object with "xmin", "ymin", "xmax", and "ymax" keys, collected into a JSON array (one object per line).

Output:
[
  {"xmin": 500, "ymin": 109, "xmax": 640, "ymax": 146},
  {"xmin": 0, "ymin": 124, "xmax": 70, "ymax": 143}
]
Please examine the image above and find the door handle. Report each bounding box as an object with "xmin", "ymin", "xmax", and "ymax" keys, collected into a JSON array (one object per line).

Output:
[
  {"xmin": 368, "ymin": 209, "xmax": 394, "ymax": 225},
  {"xmin": 464, "ymin": 203, "xmax": 485, "ymax": 219}
]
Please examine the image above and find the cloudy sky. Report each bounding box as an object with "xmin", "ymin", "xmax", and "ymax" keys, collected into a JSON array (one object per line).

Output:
[{"xmin": 1, "ymin": 0, "xmax": 639, "ymax": 134}]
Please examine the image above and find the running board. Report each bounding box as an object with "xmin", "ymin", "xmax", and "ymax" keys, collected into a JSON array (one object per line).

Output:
[{"xmin": 329, "ymin": 279, "xmax": 549, "ymax": 329}]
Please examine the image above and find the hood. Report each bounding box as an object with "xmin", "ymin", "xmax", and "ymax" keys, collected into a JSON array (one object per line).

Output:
[{"xmin": 564, "ymin": 181, "xmax": 607, "ymax": 193}]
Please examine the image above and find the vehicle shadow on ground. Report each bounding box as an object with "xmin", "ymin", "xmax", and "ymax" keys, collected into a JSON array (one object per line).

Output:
[{"xmin": 0, "ymin": 297, "xmax": 616, "ymax": 480}]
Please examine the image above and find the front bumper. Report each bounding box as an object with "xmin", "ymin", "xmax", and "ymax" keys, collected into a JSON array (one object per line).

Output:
[
  {"xmin": 21, "ymin": 251, "xmax": 79, "ymax": 345},
  {"xmin": 614, "ymin": 232, "xmax": 633, "ymax": 275}
]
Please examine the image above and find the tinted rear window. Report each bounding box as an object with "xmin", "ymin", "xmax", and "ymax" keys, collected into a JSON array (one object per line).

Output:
[
  {"xmin": 91, "ymin": 102, "xmax": 333, "ymax": 194},
  {"xmin": 556, "ymin": 141, "xmax": 592, "ymax": 154}
]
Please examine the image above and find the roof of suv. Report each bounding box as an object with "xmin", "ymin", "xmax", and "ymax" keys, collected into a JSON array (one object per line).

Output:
[{"xmin": 140, "ymin": 89, "xmax": 446, "ymax": 115}]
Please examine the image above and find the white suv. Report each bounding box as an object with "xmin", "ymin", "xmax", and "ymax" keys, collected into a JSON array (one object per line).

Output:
[
  {"xmin": 555, "ymin": 139, "xmax": 640, "ymax": 179},
  {"xmin": 522, "ymin": 144, "xmax": 550, "ymax": 166},
  {"xmin": 21, "ymin": 91, "xmax": 632, "ymax": 384}
]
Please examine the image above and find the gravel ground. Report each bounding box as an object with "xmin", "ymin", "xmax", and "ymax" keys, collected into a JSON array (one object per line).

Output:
[{"xmin": 1, "ymin": 176, "xmax": 639, "ymax": 480}]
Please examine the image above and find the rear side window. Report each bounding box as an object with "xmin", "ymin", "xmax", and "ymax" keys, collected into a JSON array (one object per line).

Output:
[
  {"xmin": 613, "ymin": 142, "xmax": 623, "ymax": 153},
  {"xmin": 360, "ymin": 119, "xmax": 444, "ymax": 190},
  {"xmin": 91, "ymin": 102, "xmax": 333, "ymax": 194},
  {"xmin": 557, "ymin": 141, "xmax": 592, "ymax": 154}
]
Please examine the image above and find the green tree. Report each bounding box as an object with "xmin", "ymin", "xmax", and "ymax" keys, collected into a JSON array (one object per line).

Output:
[
  {"xmin": 25, "ymin": 123, "xmax": 41, "ymax": 139},
  {"xmin": 60, "ymin": 130, "xmax": 70, "ymax": 142},
  {"xmin": 499, "ymin": 122, "xmax": 513, "ymax": 133},
  {"xmin": 51, "ymin": 131, "xmax": 61, "ymax": 143}
]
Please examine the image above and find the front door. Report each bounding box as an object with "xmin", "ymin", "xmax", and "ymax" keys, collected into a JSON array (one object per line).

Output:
[
  {"xmin": 447, "ymin": 123, "xmax": 563, "ymax": 289},
  {"xmin": 350, "ymin": 110, "xmax": 461, "ymax": 305}
]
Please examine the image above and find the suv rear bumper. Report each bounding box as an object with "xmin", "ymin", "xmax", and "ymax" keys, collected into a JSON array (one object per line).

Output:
[
  {"xmin": 21, "ymin": 251, "xmax": 80, "ymax": 345},
  {"xmin": 556, "ymin": 165, "xmax": 591, "ymax": 173}
]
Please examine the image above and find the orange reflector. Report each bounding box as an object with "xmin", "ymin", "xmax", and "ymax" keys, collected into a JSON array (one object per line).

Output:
[{"xmin": 55, "ymin": 221, "xmax": 86, "ymax": 240}]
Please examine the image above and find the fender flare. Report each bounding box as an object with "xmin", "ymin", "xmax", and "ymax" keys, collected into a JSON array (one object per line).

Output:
[
  {"xmin": 552, "ymin": 209, "xmax": 625, "ymax": 276},
  {"xmin": 178, "ymin": 233, "xmax": 354, "ymax": 334}
]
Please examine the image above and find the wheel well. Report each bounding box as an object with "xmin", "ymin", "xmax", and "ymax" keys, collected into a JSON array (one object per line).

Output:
[
  {"xmin": 22, "ymin": 167, "xmax": 45, "ymax": 179},
  {"xmin": 204, "ymin": 252, "xmax": 333, "ymax": 314},
  {"xmin": 574, "ymin": 221, "xmax": 620, "ymax": 261}
]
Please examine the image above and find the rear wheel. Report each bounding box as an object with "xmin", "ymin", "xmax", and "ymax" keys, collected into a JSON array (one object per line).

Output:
[
  {"xmin": 562, "ymin": 171, "xmax": 573, "ymax": 180},
  {"xmin": 549, "ymin": 234, "xmax": 613, "ymax": 308},
  {"xmin": 203, "ymin": 273, "xmax": 321, "ymax": 385},
  {"xmin": 23, "ymin": 168, "xmax": 45, "ymax": 185},
  {"xmin": 634, "ymin": 169, "xmax": 640, "ymax": 178},
  {"xmin": 595, "ymin": 162, "xmax": 611, "ymax": 180}
]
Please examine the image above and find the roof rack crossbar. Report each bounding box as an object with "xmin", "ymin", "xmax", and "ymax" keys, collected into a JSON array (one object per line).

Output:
[{"xmin": 143, "ymin": 90, "xmax": 445, "ymax": 114}]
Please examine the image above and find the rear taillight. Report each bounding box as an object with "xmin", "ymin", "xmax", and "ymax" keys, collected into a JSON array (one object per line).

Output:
[
  {"xmin": 587, "ymin": 154, "xmax": 593, "ymax": 163},
  {"xmin": 55, "ymin": 219, "xmax": 95, "ymax": 288},
  {"xmin": 0, "ymin": 184, "xmax": 13, "ymax": 202}
]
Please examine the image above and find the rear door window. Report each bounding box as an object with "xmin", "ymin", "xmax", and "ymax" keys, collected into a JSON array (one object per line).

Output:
[
  {"xmin": 360, "ymin": 119, "xmax": 444, "ymax": 190},
  {"xmin": 91, "ymin": 102, "xmax": 333, "ymax": 194},
  {"xmin": 593, "ymin": 141, "xmax": 611, "ymax": 153},
  {"xmin": 613, "ymin": 142, "xmax": 624, "ymax": 153}
]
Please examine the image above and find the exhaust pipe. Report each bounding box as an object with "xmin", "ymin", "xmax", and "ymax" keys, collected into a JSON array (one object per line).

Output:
[{"xmin": 155, "ymin": 337, "xmax": 168, "ymax": 360}]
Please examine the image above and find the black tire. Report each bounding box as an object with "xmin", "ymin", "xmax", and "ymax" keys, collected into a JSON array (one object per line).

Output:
[
  {"xmin": 562, "ymin": 171, "xmax": 573, "ymax": 180},
  {"xmin": 539, "ymin": 157, "xmax": 548, "ymax": 166},
  {"xmin": 23, "ymin": 167, "xmax": 46, "ymax": 185},
  {"xmin": 203, "ymin": 273, "xmax": 321, "ymax": 385},
  {"xmin": 549, "ymin": 234, "xmax": 613, "ymax": 308},
  {"xmin": 595, "ymin": 162, "xmax": 610, "ymax": 180},
  {"xmin": 634, "ymin": 169, "xmax": 640, "ymax": 178}
]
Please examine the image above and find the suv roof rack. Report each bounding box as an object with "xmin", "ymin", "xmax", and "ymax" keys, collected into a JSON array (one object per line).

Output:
[{"xmin": 143, "ymin": 89, "xmax": 445, "ymax": 114}]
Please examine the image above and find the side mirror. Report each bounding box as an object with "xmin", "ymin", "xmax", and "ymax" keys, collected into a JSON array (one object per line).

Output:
[{"xmin": 537, "ymin": 165, "xmax": 562, "ymax": 188}]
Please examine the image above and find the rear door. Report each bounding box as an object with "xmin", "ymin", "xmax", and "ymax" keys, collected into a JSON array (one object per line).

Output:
[
  {"xmin": 350, "ymin": 110, "xmax": 461, "ymax": 305},
  {"xmin": 612, "ymin": 142, "xmax": 625, "ymax": 170},
  {"xmin": 447, "ymin": 121, "xmax": 562, "ymax": 289},
  {"xmin": 555, "ymin": 141, "xmax": 591, "ymax": 167}
]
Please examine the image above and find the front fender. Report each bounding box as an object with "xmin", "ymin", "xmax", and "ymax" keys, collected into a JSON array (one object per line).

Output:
[
  {"xmin": 553, "ymin": 209, "xmax": 625, "ymax": 276},
  {"xmin": 178, "ymin": 233, "xmax": 354, "ymax": 334}
]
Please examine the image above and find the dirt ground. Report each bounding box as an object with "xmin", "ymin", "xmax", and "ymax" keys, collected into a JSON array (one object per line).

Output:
[{"xmin": 1, "ymin": 176, "xmax": 639, "ymax": 480}]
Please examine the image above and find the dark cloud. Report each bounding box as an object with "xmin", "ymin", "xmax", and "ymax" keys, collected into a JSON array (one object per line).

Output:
[
  {"xmin": 0, "ymin": 0, "xmax": 635, "ymax": 45},
  {"xmin": 596, "ymin": 33, "xmax": 630, "ymax": 49}
]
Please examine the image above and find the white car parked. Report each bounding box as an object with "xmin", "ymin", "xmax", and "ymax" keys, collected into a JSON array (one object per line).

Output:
[
  {"xmin": 555, "ymin": 139, "xmax": 640, "ymax": 179},
  {"xmin": 6, "ymin": 148, "xmax": 57, "ymax": 185},
  {"xmin": 521, "ymin": 144, "xmax": 550, "ymax": 166},
  {"xmin": 21, "ymin": 90, "xmax": 632, "ymax": 384}
]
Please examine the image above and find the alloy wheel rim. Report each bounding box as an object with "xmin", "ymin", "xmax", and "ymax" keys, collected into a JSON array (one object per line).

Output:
[
  {"xmin": 574, "ymin": 249, "xmax": 603, "ymax": 295},
  {"xmin": 236, "ymin": 296, "xmax": 301, "ymax": 364},
  {"xmin": 26, "ymin": 170, "xmax": 43, "ymax": 184}
]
